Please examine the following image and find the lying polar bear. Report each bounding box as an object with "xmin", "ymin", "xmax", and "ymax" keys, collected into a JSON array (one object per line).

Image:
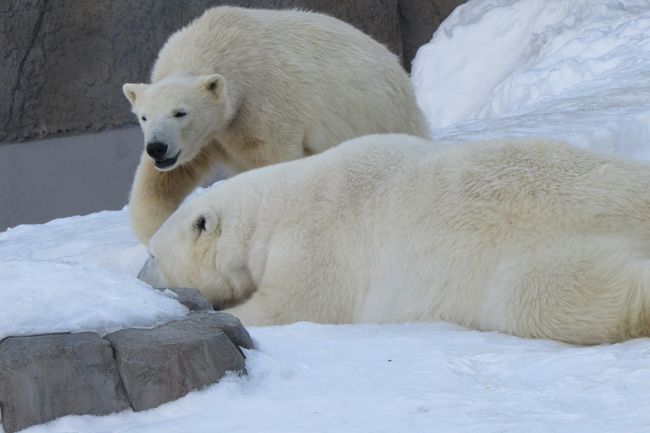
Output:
[{"xmin": 141, "ymin": 134, "xmax": 650, "ymax": 344}]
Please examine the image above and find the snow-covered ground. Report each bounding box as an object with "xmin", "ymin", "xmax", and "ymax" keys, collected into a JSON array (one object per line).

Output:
[
  {"xmin": 3, "ymin": 0, "xmax": 650, "ymax": 431},
  {"xmin": 17, "ymin": 324, "xmax": 650, "ymax": 433}
]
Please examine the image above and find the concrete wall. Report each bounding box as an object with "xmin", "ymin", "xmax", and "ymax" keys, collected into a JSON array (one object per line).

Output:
[
  {"xmin": 0, "ymin": 0, "xmax": 466, "ymax": 231},
  {"xmin": 0, "ymin": 127, "xmax": 142, "ymax": 229}
]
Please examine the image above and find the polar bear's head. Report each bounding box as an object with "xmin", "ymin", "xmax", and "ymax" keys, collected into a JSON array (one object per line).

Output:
[
  {"xmin": 123, "ymin": 75, "xmax": 233, "ymax": 171},
  {"xmin": 140, "ymin": 187, "xmax": 255, "ymax": 306}
]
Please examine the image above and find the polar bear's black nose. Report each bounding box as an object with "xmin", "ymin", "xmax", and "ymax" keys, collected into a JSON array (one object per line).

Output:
[{"xmin": 146, "ymin": 142, "xmax": 168, "ymax": 160}]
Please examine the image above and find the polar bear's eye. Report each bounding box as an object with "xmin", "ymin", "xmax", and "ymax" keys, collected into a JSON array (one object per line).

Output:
[
  {"xmin": 194, "ymin": 216, "xmax": 206, "ymax": 233},
  {"xmin": 141, "ymin": 115, "xmax": 147, "ymax": 122},
  {"xmin": 174, "ymin": 111, "xmax": 186, "ymax": 118}
]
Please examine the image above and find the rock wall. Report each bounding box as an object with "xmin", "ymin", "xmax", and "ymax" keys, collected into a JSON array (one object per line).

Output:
[
  {"xmin": 0, "ymin": 0, "xmax": 465, "ymax": 144},
  {"xmin": 399, "ymin": 0, "xmax": 466, "ymax": 75}
]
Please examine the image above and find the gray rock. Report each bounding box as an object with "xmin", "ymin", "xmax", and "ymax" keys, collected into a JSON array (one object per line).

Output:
[
  {"xmin": 0, "ymin": 332, "xmax": 130, "ymax": 433},
  {"xmin": 0, "ymin": 312, "xmax": 253, "ymax": 429},
  {"xmin": 138, "ymin": 256, "xmax": 166, "ymax": 289},
  {"xmin": 105, "ymin": 317, "xmax": 246, "ymax": 411},
  {"xmin": 159, "ymin": 287, "xmax": 214, "ymax": 312},
  {"xmin": 180, "ymin": 311, "xmax": 255, "ymax": 350}
]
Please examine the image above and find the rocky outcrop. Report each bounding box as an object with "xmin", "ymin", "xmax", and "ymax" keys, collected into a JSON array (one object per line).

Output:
[
  {"xmin": 105, "ymin": 315, "xmax": 246, "ymax": 412},
  {"xmin": 159, "ymin": 287, "xmax": 215, "ymax": 312},
  {"xmin": 0, "ymin": 333, "xmax": 130, "ymax": 433},
  {"xmin": 0, "ymin": 310, "xmax": 252, "ymax": 433}
]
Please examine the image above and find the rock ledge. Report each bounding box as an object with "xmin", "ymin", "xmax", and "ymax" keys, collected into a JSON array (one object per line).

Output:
[{"xmin": 0, "ymin": 294, "xmax": 252, "ymax": 433}]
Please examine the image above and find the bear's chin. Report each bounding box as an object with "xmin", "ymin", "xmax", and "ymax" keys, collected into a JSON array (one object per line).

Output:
[{"xmin": 154, "ymin": 151, "xmax": 181, "ymax": 170}]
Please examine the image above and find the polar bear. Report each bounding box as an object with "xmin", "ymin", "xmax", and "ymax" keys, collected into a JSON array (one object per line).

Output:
[
  {"xmin": 139, "ymin": 134, "xmax": 650, "ymax": 345},
  {"xmin": 122, "ymin": 6, "xmax": 428, "ymax": 245}
]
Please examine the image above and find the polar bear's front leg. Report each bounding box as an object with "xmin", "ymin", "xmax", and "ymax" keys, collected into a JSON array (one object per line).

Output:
[{"xmin": 129, "ymin": 145, "xmax": 224, "ymax": 245}]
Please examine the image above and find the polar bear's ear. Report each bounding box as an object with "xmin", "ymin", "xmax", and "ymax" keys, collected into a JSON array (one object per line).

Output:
[
  {"xmin": 122, "ymin": 83, "xmax": 149, "ymax": 106},
  {"xmin": 200, "ymin": 74, "xmax": 226, "ymax": 98},
  {"xmin": 192, "ymin": 209, "xmax": 220, "ymax": 237}
]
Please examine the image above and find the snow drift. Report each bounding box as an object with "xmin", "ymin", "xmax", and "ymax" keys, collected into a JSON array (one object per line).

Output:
[{"xmin": 412, "ymin": 0, "xmax": 650, "ymax": 159}]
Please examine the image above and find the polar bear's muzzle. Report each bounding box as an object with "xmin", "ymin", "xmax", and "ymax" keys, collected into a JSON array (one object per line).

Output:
[
  {"xmin": 153, "ymin": 151, "xmax": 181, "ymax": 170},
  {"xmin": 146, "ymin": 141, "xmax": 180, "ymax": 170}
]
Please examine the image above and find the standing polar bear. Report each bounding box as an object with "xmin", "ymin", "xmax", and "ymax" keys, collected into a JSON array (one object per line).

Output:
[
  {"xmin": 123, "ymin": 6, "xmax": 428, "ymax": 244},
  {"xmin": 141, "ymin": 134, "xmax": 650, "ymax": 345}
]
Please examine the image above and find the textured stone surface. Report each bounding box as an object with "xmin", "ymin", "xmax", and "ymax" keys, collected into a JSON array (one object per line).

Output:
[
  {"xmin": 1, "ymin": 0, "xmax": 402, "ymax": 143},
  {"xmin": 105, "ymin": 316, "xmax": 246, "ymax": 411},
  {"xmin": 0, "ymin": 312, "xmax": 252, "ymax": 430},
  {"xmin": 399, "ymin": 0, "xmax": 467, "ymax": 71},
  {"xmin": 0, "ymin": 332, "xmax": 130, "ymax": 433},
  {"xmin": 160, "ymin": 287, "xmax": 215, "ymax": 312},
  {"xmin": 180, "ymin": 311, "xmax": 255, "ymax": 350}
]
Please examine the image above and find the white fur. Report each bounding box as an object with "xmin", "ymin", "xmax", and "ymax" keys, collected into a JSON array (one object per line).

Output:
[
  {"xmin": 144, "ymin": 134, "xmax": 650, "ymax": 345},
  {"xmin": 123, "ymin": 6, "xmax": 428, "ymax": 245}
]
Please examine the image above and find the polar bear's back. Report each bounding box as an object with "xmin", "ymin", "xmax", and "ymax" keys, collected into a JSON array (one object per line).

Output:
[
  {"xmin": 151, "ymin": 7, "xmax": 428, "ymax": 145},
  {"xmin": 363, "ymin": 138, "xmax": 650, "ymax": 264},
  {"xmin": 418, "ymin": 139, "xmax": 650, "ymax": 231},
  {"xmin": 153, "ymin": 6, "xmax": 400, "ymax": 80},
  {"xmin": 350, "ymin": 137, "xmax": 650, "ymax": 334},
  {"xmin": 267, "ymin": 134, "xmax": 650, "ymax": 232}
]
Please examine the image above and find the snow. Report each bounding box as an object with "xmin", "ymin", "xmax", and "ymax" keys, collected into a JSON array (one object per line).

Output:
[
  {"xmin": 411, "ymin": 0, "xmax": 650, "ymax": 159},
  {"xmin": 18, "ymin": 323, "xmax": 650, "ymax": 433},
  {"xmin": 0, "ymin": 211, "xmax": 187, "ymax": 339},
  {"xmin": 3, "ymin": 0, "xmax": 650, "ymax": 431}
]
